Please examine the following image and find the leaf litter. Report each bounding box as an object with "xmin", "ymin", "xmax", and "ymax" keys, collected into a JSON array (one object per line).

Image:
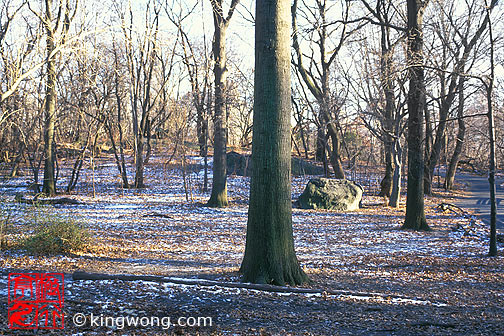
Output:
[{"xmin": 0, "ymin": 154, "xmax": 502, "ymax": 335}]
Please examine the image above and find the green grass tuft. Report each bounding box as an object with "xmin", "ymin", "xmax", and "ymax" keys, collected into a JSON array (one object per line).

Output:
[{"xmin": 20, "ymin": 212, "xmax": 90, "ymax": 255}]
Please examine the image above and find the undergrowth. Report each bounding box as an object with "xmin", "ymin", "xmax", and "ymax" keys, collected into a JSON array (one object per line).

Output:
[{"xmin": 20, "ymin": 209, "xmax": 90, "ymax": 255}]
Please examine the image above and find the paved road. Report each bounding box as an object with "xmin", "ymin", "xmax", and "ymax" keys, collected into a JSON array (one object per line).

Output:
[{"xmin": 454, "ymin": 173, "xmax": 504, "ymax": 231}]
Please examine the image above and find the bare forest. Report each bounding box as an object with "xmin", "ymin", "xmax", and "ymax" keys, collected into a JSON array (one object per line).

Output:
[{"xmin": 0, "ymin": 0, "xmax": 503, "ymax": 334}]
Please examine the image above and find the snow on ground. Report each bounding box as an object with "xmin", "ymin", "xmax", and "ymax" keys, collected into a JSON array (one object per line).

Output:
[{"xmin": 0, "ymin": 154, "xmax": 503, "ymax": 335}]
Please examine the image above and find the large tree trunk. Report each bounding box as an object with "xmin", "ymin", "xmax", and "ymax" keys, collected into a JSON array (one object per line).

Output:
[
  {"xmin": 42, "ymin": 18, "xmax": 57, "ymax": 196},
  {"xmin": 444, "ymin": 77, "xmax": 466, "ymax": 190},
  {"xmin": 207, "ymin": 13, "xmax": 228, "ymax": 207},
  {"xmin": 240, "ymin": 0, "xmax": 309, "ymax": 285},
  {"xmin": 402, "ymin": 0, "xmax": 430, "ymax": 231}
]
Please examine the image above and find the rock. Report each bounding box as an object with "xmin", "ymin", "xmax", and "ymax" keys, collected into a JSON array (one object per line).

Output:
[
  {"xmin": 226, "ymin": 151, "xmax": 324, "ymax": 177},
  {"xmin": 291, "ymin": 157, "xmax": 324, "ymax": 176},
  {"xmin": 297, "ymin": 178, "xmax": 363, "ymax": 211},
  {"xmin": 227, "ymin": 151, "xmax": 251, "ymax": 176}
]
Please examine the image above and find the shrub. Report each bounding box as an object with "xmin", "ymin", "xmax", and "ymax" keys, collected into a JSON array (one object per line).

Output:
[
  {"xmin": 0, "ymin": 210, "xmax": 12, "ymax": 249},
  {"xmin": 21, "ymin": 213, "xmax": 90, "ymax": 255}
]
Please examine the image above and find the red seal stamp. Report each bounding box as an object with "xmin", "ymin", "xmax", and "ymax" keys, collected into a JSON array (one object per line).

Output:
[{"xmin": 8, "ymin": 273, "xmax": 64, "ymax": 330}]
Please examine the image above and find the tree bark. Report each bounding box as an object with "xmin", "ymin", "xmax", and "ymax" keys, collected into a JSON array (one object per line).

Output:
[
  {"xmin": 134, "ymin": 133, "xmax": 146, "ymax": 188},
  {"xmin": 423, "ymin": 104, "xmax": 433, "ymax": 195},
  {"xmin": 389, "ymin": 140, "xmax": 402, "ymax": 207},
  {"xmin": 379, "ymin": 24, "xmax": 396, "ymax": 197},
  {"xmin": 484, "ymin": 0, "xmax": 497, "ymax": 256},
  {"xmin": 240, "ymin": 0, "xmax": 309, "ymax": 285},
  {"xmin": 207, "ymin": 0, "xmax": 237, "ymax": 207},
  {"xmin": 402, "ymin": 0, "xmax": 430, "ymax": 231},
  {"xmin": 326, "ymin": 123, "xmax": 345, "ymax": 178},
  {"xmin": 315, "ymin": 124, "xmax": 325, "ymax": 162},
  {"xmin": 42, "ymin": 1, "xmax": 57, "ymax": 196}
]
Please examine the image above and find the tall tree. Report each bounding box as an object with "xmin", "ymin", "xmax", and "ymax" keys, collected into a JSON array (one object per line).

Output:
[
  {"xmin": 483, "ymin": 0, "xmax": 498, "ymax": 256},
  {"xmin": 240, "ymin": 0, "xmax": 309, "ymax": 285},
  {"xmin": 120, "ymin": 1, "xmax": 176, "ymax": 188},
  {"xmin": 207, "ymin": 0, "xmax": 240, "ymax": 207},
  {"xmin": 444, "ymin": 76, "xmax": 466, "ymax": 190},
  {"xmin": 423, "ymin": 0, "xmax": 498, "ymax": 195},
  {"xmin": 359, "ymin": 0, "xmax": 406, "ymax": 197},
  {"xmin": 402, "ymin": 0, "xmax": 430, "ymax": 231},
  {"xmin": 31, "ymin": 0, "xmax": 78, "ymax": 196}
]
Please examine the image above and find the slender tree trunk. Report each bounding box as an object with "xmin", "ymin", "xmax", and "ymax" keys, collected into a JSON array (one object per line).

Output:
[
  {"xmin": 196, "ymin": 107, "xmax": 208, "ymax": 157},
  {"xmin": 380, "ymin": 142, "xmax": 394, "ymax": 197},
  {"xmin": 299, "ymin": 124, "xmax": 309, "ymax": 159},
  {"xmin": 379, "ymin": 25, "xmax": 396, "ymax": 197},
  {"xmin": 42, "ymin": 28, "xmax": 57, "ymax": 196},
  {"xmin": 208, "ymin": 20, "xmax": 228, "ymax": 207},
  {"xmin": 106, "ymin": 121, "xmax": 129, "ymax": 189},
  {"xmin": 402, "ymin": 0, "xmax": 430, "ymax": 231},
  {"xmin": 326, "ymin": 123, "xmax": 345, "ymax": 178},
  {"xmin": 425, "ymin": 96, "xmax": 454, "ymax": 194},
  {"xmin": 315, "ymin": 124, "xmax": 325, "ymax": 162},
  {"xmin": 134, "ymin": 133, "xmax": 145, "ymax": 188},
  {"xmin": 423, "ymin": 104, "xmax": 433, "ymax": 195},
  {"xmin": 424, "ymin": 0, "xmax": 497, "ymax": 194},
  {"xmin": 240, "ymin": 0, "xmax": 309, "ymax": 285},
  {"xmin": 488, "ymin": 80, "xmax": 497, "ymax": 255},
  {"xmin": 144, "ymin": 118, "xmax": 152, "ymax": 165},
  {"xmin": 389, "ymin": 140, "xmax": 402, "ymax": 207},
  {"xmin": 485, "ymin": 0, "xmax": 497, "ymax": 256},
  {"xmin": 445, "ymin": 77, "xmax": 466, "ymax": 190},
  {"xmin": 116, "ymin": 83, "xmax": 129, "ymax": 189},
  {"xmin": 9, "ymin": 126, "xmax": 24, "ymax": 178}
]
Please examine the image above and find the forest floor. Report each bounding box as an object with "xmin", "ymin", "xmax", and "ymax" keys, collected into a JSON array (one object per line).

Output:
[{"xmin": 0, "ymin": 155, "xmax": 503, "ymax": 335}]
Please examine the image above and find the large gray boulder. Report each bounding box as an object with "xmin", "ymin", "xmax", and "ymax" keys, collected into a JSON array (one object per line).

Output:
[{"xmin": 297, "ymin": 178, "xmax": 363, "ymax": 211}]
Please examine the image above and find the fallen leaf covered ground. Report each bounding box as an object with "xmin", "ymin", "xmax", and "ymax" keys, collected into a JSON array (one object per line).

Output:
[{"xmin": 0, "ymin": 155, "xmax": 502, "ymax": 335}]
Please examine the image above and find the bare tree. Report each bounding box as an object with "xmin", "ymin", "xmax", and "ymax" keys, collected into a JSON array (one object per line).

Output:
[
  {"xmin": 482, "ymin": 0, "xmax": 498, "ymax": 256},
  {"xmin": 119, "ymin": 1, "xmax": 177, "ymax": 188},
  {"xmin": 166, "ymin": 1, "xmax": 213, "ymax": 190},
  {"xmin": 292, "ymin": 0, "xmax": 363, "ymax": 179},
  {"xmin": 28, "ymin": 0, "xmax": 79, "ymax": 196},
  {"xmin": 402, "ymin": 0, "xmax": 430, "ymax": 231},
  {"xmin": 206, "ymin": 0, "xmax": 240, "ymax": 207},
  {"xmin": 423, "ymin": 0, "xmax": 498, "ymax": 194},
  {"xmin": 241, "ymin": 0, "xmax": 309, "ymax": 285}
]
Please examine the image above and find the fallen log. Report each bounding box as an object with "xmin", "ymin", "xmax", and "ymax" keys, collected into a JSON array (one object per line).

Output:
[
  {"xmin": 437, "ymin": 202, "xmax": 468, "ymax": 215},
  {"xmin": 142, "ymin": 212, "xmax": 174, "ymax": 219},
  {"xmin": 15, "ymin": 194, "xmax": 84, "ymax": 205},
  {"xmin": 72, "ymin": 271, "xmax": 446, "ymax": 305},
  {"xmin": 411, "ymin": 320, "xmax": 457, "ymax": 328}
]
